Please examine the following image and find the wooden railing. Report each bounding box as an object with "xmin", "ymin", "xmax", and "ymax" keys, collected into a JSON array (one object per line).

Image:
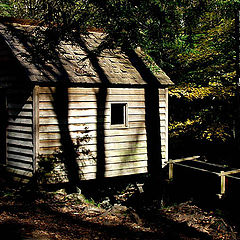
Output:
[{"xmin": 168, "ymin": 156, "xmax": 240, "ymax": 198}]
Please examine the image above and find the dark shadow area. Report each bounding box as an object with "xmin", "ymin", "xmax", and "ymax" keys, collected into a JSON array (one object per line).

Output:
[
  {"xmin": 164, "ymin": 164, "xmax": 222, "ymax": 206},
  {"xmin": 169, "ymin": 139, "xmax": 237, "ymax": 167},
  {"xmin": 3, "ymin": 24, "xmax": 81, "ymax": 192},
  {"xmin": 0, "ymin": 34, "xmax": 33, "ymax": 116},
  {"xmin": 0, "ymin": 192, "xmax": 213, "ymax": 240},
  {"xmin": 95, "ymin": 87, "xmax": 107, "ymax": 181},
  {"xmin": 0, "ymin": 34, "xmax": 33, "ymax": 89},
  {"xmin": 0, "ymin": 33, "xmax": 35, "ymax": 181},
  {"xmin": 0, "ymin": 88, "xmax": 7, "ymax": 165},
  {"xmin": 162, "ymin": 162, "xmax": 240, "ymax": 236},
  {"xmin": 51, "ymin": 83, "xmax": 81, "ymax": 192},
  {"xmin": 125, "ymin": 48, "xmax": 163, "ymax": 198},
  {"xmin": 37, "ymin": 202, "xmax": 212, "ymax": 240},
  {"xmin": 0, "ymin": 222, "xmax": 34, "ymax": 240},
  {"xmin": 168, "ymin": 91, "xmax": 236, "ymax": 167},
  {"xmin": 144, "ymin": 86, "xmax": 162, "ymax": 198},
  {"xmin": 77, "ymin": 38, "xmax": 110, "ymax": 183}
]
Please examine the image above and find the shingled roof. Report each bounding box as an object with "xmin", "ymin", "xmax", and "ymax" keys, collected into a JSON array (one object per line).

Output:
[{"xmin": 0, "ymin": 22, "xmax": 173, "ymax": 87}]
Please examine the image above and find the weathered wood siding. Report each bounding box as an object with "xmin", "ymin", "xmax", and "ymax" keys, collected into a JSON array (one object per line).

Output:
[
  {"xmin": 6, "ymin": 88, "xmax": 34, "ymax": 179},
  {"xmin": 38, "ymin": 87, "xmax": 168, "ymax": 180},
  {"xmin": 0, "ymin": 36, "xmax": 35, "ymax": 179},
  {"xmin": 162, "ymin": 88, "xmax": 168, "ymax": 166}
]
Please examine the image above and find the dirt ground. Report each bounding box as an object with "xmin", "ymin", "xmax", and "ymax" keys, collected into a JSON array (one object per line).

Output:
[{"xmin": 0, "ymin": 185, "xmax": 238, "ymax": 240}]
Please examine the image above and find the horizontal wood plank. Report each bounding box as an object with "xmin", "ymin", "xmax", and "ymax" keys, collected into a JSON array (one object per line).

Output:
[
  {"xmin": 7, "ymin": 124, "xmax": 33, "ymax": 133},
  {"xmin": 8, "ymin": 118, "xmax": 33, "ymax": 125},
  {"xmin": 39, "ymin": 107, "xmax": 166, "ymax": 118},
  {"xmin": 39, "ymin": 114, "xmax": 166, "ymax": 125},
  {"xmin": 39, "ymin": 134, "xmax": 150, "ymax": 144},
  {"xmin": 39, "ymin": 127, "xmax": 147, "ymax": 138},
  {"xmin": 39, "ymin": 140, "xmax": 148, "ymax": 155},
  {"xmin": 7, "ymin": 139, "xmax": 33, "ymax": 148},
  {"xmin": 105, "ymin": 167, "xmax": 147, "ymax": 178},
  {"xmin": 39, "ymin": 138, "xmax": 150, "ymax": 149},
  {"xmin": 8, "ymin": 103, "xmax": 33, "ymax": 110},
  {"xmin": 7, "ymin": 131, "xmax": 33, "ymax": 140},
  {"xmin": 39, "ymin": 131, "xmax": 166, "ymax": 142},
  {"xmin": 7, "ymin": 153, "xmax": 33, "ymax": 163},
  {"xmin": 77, "ymin": 154, "xmax": 148, "ymax": 166},
  {"xmin": 39, "ymin": 87, "xmax": 167, "ymax": 96},
  {"xmin": 6, "ymin": 167, "xmax": 33, "ymax": 177},
  {"xmin": 40, "ymin": 94, "xmax": 166, "ymax": 102},
  {"xmin": 79, "ymin": 160, "xmax": 147, "ymax": 173},
  {"xmin": 39, "ymin": 101, "xmax": 167, "ymax": 110},
  {"xmin": 39, "ymin": 121, "xmax": 153, "ymax": 132},
  {"xmin": 8, "ymin": 111, "xmax": 33, "ymax": 117},
  {"xmin": 7, "ymin": 162, "xmax": 33, "ymax": 172},
  {"xmin": 39, "ymin": 138, "xmax": 166, "ymax": 150},
  {"xmin": 8, "ymin": 146, "xmax": 33, "ymax": 155},
  {"xmin": 40, "ymin": 94, "xmax": 147, "ymax": 102}
]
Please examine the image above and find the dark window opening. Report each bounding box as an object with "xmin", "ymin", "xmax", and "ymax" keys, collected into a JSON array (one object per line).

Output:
[{"xmin": 111, "ymin": 103, "xmax": 127, "ymax": 126}]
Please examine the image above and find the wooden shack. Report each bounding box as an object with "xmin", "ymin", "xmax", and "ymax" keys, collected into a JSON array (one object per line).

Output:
[{"xmin": 0, "ymin": 21, "xmax": 173, "ymax": 182}]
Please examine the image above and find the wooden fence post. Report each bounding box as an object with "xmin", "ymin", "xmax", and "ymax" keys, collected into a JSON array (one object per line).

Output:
[
  {"xmin": 169, "ymin": 159, "xmax": 173, "ymax": 180},
  {"xmin": 220, "ymin": 171, "xmax": 226, "ymax": 196}
]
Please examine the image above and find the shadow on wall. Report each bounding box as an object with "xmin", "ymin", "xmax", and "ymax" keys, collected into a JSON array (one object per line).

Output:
[
  {"xmin": 4, "ymin": 25, "xmax": 82, "ymax": 192},
  {"xmin": 78, "ymin": 38, "xmax": 109, "ymax": 182},
  {"xmin": 0, "ymin": 34, "xmax": 33, "ymax": 117},
  {"xmin": 126, "ymin": 49, "xmax": 163, "ymax": 197},
  {"xmin": 3, "ymin": 24, "xmax": 163, "ymax": 194},
  {"xmin": 0, "ymin": 34, "xmax": 34, "ymax": 178}
]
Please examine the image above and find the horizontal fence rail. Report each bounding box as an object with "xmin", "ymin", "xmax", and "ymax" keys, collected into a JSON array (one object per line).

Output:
[{"xmin": 168, "ymin": 156, "xmax": 240, "ymax": 198}]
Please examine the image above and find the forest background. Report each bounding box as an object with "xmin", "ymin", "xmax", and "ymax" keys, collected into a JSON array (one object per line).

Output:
[{"xmin": 0, "ymin": 0, "xmax": 238, "ymax": 166}]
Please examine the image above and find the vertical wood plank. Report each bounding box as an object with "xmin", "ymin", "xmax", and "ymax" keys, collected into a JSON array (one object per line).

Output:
[
  {"xmin": 33, "ymin": 85, "xmax": 40, "ymax": 173},
  {"xmin": 165, "ymin": 88, "xmax": 168, "ymax": 166}
]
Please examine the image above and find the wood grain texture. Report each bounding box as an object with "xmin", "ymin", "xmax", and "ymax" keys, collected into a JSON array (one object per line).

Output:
[
  {"xmin": 33, "ymin": 85, "xmax": 40, "ymax": 173},
  {"xmin": 38, "ymin": 86, "xmax": 168, "ymax": 178},
  {"xmin": 6, "ymin": 88, "xmax": 34, "ymax": 175}
]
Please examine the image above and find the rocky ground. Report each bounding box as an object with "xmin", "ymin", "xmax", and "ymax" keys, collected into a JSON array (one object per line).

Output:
[{"xmin": 0, "ymin": 182, "xmax": 239, "ymax": 240}]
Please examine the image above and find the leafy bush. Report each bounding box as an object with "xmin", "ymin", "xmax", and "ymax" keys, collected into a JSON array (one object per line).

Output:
[{"xmin": 36, "ymin": 128, "xmax": 95, "ymax": 184}]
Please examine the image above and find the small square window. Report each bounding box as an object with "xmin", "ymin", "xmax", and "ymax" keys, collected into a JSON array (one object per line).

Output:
[{"xmin": 111, "ymin": 103, "xmax": 128, "ymax": 127}]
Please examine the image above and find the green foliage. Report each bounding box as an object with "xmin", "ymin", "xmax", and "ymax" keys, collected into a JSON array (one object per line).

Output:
[
  {"xmin": 36, "ymin": 128, "xmax": 95, "ymax": 184},
  {"xmin": 2, "ymin": 0, "xmax": 239, "ymax": 156},
  {"xmin": 36, "ymin": 154, "xmax": 59, "ymax": 184},
  {"xmin": 167, "ymin": 1, "xmax": 236, "ymax": 85},
  {"xmin": 0, "ymin": 1, "xmax": 12, "ymax": 16},
  {"xmin": 169, "ymin": 84, "xmax": 235, "ymax": 144},
  {"xmin": 166, "ymin": 0, "xmax": 238, "ymax": 150},
  {"xmin": 169, "ymin": 86, "xmax": 234, "ymax": 101}
]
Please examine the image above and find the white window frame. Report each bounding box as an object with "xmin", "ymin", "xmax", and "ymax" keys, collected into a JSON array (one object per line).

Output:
[{"xmin": 110, "ymin": 102, "xmax": 128, "ymax": 128}]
